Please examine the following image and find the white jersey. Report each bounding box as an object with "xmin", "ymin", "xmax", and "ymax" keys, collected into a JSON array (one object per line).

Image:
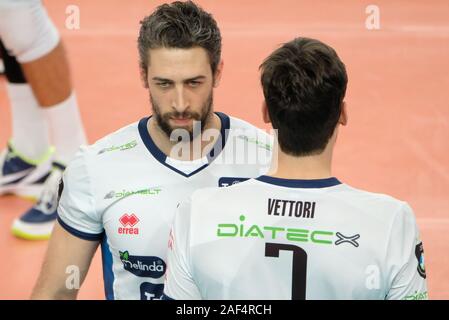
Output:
[
  {"xmin": 163, "ymin": 176, "xmax": 428, "ymax": 300},
  {"xmin": 57, "ymin": 112, "xmax": 272, "ymax": 300}
]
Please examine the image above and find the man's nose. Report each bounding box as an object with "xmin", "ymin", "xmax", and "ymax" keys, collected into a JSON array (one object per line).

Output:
[{"xmin": 172, "ymin": 86, "xmax": 188, "ymax": 113}]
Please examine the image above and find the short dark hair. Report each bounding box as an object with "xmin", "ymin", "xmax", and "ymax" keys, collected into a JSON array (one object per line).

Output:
[
  {"xmin": 260, "ymin": 37, "xmax": 348, "ymax": 156},
  {"xmin": 138, "ymin": 1, "xmax": 222, "ymax": 81}
]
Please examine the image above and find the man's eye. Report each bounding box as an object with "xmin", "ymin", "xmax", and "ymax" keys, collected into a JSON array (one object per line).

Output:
[
  {"xmin": 157, "ymin": 82, "xmax": 171, "ymax": 88},
  {"xmin": 188, "ymin": 81, "xmax": 201, "ymax": 87}
]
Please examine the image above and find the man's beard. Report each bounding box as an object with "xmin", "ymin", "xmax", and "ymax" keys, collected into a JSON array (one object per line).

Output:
[{"xmin": 151, "ymin": 93, "xmax": 214, "ymax": 142}]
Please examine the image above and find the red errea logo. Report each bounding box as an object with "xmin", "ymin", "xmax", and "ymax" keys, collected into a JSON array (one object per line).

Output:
[
  {"xmin": 120, "ymin": 213, "xmax": 139, "ymax": 227},
  {"xmin": 118, "ymin": 213, "xmax": 140, "ymax": 235}
]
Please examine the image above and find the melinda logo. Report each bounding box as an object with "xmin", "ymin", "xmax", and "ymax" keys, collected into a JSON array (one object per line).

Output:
[
  {"xmin": 118, "ymin": 214, "xmax": 140, "ymax": 235},
  {"xmin": 119, "ymin": 251, "xmax": 166, "ymax": 278}
]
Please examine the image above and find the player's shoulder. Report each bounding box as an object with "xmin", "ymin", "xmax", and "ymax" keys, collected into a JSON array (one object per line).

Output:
[
  {"xmin": 65, "ymin": 119, "xmax": 143, "ymax": 173},
  {"xmin": 227, "ymin": 114, "xmax": 273, "ymax": 147},
  {"xmin": 227, "ymin": 115, "xmax": 268, "ymax": 131},
  {"xmin": 83, "ymin": 119, "xmax": 142, "ymax": 157},
  {"xmin": 71, "ymin": 121, "xmax": 140, "ymax": 161},
  {"xmin": 227, "ymin": 114, "xmax": 271, "ymax": 136},
  {"xmin": 338, "ymin": 184, "xmax": 405, "ymax": 206},
  {"xmin": 227, "ymin": 114, "xmax": 259, "ymax": 130},
  {"xmin": 337, "ymin": 184, "xmax": 414, "ymax": 220}
]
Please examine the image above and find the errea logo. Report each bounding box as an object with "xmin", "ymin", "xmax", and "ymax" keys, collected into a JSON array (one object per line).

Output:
[{"xmin": 118, "ymin": 213, "xmax": 140, "ymax": 235}]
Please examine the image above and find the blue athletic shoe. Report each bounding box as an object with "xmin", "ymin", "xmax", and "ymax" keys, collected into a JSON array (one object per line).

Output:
[
  {"xmin": 0, "ymin": 142, "xmax": 53, "ymax": 200},
  {"xmin": 11, "ymin": 162, "xmax": 65, "ymax": 240}
]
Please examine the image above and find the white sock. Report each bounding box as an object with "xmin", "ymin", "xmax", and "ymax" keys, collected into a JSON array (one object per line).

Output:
[
  {"xmin": 42, "ymin": 91, "xmax": 87, "ymax": 165},
  {"xmin": 7, "ymin": 83, "xmax": 51, "ymax": 160}
]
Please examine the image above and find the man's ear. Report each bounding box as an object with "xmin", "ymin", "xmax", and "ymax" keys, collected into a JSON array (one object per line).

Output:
[
  {"xmin": 262, "ymin": 102, "xmax": 271, "ymax": 124},
  {"xmin": 140, "ymin": 68, "xmax": 149, "ymax": 89},
  {"xmin": 213, "ymin": 60, "xmax": 224, "ymax": 87},
  {"xmin": 339, "ymin": 101, "xmax": 348, "ymax": 126}
]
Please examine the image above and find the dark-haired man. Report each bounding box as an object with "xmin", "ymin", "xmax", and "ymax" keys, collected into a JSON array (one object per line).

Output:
[
  {"xmin": 31, "ymin": 1, "xmax": 271, "ymax": 300},
  {"xmin": 163, "ymin": 37, "xmax": 428, "ymax": 300}
]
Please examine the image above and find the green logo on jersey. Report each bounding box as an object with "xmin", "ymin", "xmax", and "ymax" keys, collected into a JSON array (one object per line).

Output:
[
  {"xmin": 119, "ymin": 251, "xmax": 130, "ymax": 261},
  {"xmin": 403, "ymin": 291, "xmax": 428, "ymax": 300},
  {"xmin": 217, "ymin": 215, "xmax": 334, "ymax": 245},
  {"xmin": 237, "ymin": 135, "xmax": 272, "ymax": 151},
  {"xmin": 104, "ymin": 187, "xmax": 162, "ymax": 199},
  {"xmin": 98, "ymin": 140, "xmax": 138, "ymax": 154}
]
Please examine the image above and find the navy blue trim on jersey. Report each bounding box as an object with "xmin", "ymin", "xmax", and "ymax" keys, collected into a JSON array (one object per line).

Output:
[
  {"xmin": 101, "ymin": 235, "xmax": 115, "ymax": 300},
  {"xmin": 101, "ymin": 236, "xmax": 115, "ymax": 300},
  {"xmin": 57, "ymin": 215, "xmax": 104, "ymax": 241},
  {"xmin": 256, "ymin": 176, "xmax": 341, "ymax": 188},
  {"xmin": 206, "ymin": 112, "xmax": 230, "ymax": 161},
  {"xmin": 218, "ymin": 177, "xmax": 250, "ymax": 187},
  {"xmin": 161, "ymin": 293, "xmax": 175, "ymax": 300},
  {"xmin": 138, "ymin": 112, "xmax": 230, "ymax": 178}
]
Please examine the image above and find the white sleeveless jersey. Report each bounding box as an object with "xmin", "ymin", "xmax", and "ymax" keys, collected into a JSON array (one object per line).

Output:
[
  {"xmin": 163, "ymin": 176, "xmax": 428, "ymax": 300},
  {"xmin": 57, "ymin": 113, "xmax": 272, "ymax": 300}
]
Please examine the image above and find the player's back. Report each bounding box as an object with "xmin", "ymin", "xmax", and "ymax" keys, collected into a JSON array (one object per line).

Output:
[{"xmin": 170, "ymin": 176, "xmax": 427, "ymax": 300}]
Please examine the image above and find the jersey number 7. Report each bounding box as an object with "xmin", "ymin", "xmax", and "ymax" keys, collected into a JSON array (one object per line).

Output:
[{"xmin": 265, "ymin": 242, "xmax": 308, "ymax": 300}]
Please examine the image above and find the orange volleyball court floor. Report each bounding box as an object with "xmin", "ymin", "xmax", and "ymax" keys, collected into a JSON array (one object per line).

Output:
[{"xmin": 0, "ymin": 0, "xmax": 448, "ymax": 299}]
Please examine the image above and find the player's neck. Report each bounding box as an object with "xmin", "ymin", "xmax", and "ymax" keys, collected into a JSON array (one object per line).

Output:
[
  {"xmin": 268, "ymin": 141, "xmax": 334, "ymax": 180},
  {"xmin": 148, "ymin": 112, "xmax": 221, "ymax": 161}
]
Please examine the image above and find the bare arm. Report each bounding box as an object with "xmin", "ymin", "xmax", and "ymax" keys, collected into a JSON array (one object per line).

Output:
[{"xmin": 31, "ymin": 221, "xmax": 100, "ymax": 299}]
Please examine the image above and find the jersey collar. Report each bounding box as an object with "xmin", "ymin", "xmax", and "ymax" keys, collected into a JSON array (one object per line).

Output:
[
  {"xmin": 138, "ymin": 112, "xmax": 230, "ymax": 178},
  {"xmin": 256, "ymin": 175, "xmax": 341, "ymax": 188}
]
